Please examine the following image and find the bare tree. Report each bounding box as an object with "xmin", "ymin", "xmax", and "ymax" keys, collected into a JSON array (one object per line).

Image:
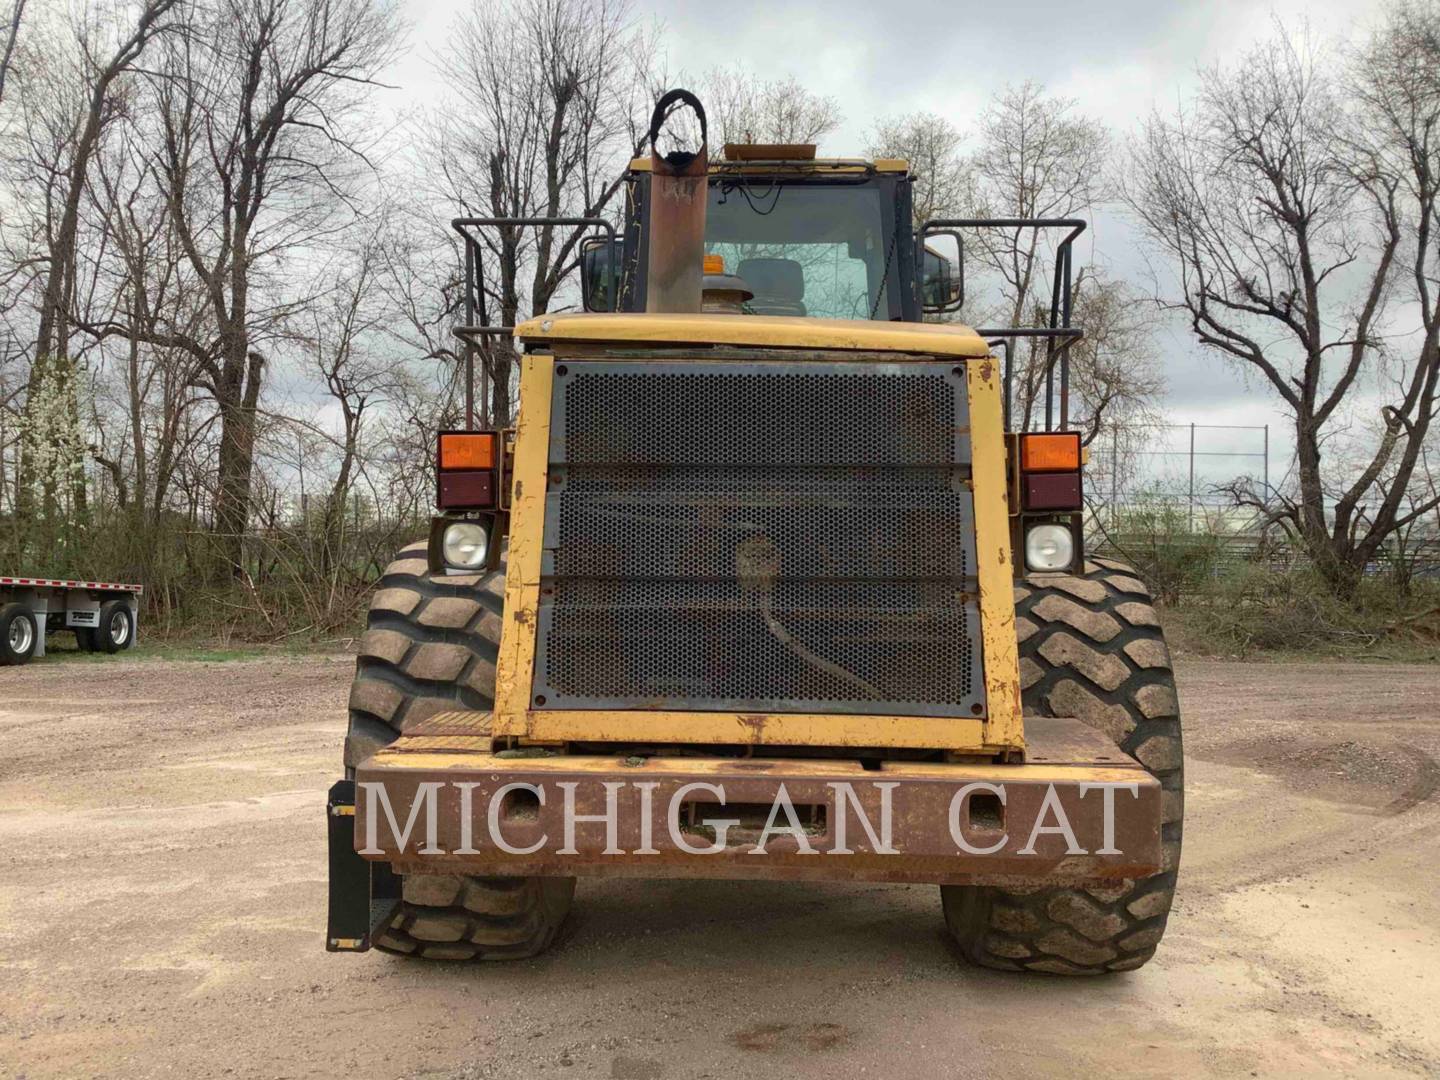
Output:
[
  {"xmin": 1127, "ymin": 15, "xmax": 1440, "ymax": 596},
  {"xmin": 924, "ymin": 83, "xmax": 1142, "ymax": 442},
  {"xmin": 867, "ymin": 111, "xmax": 968, "ymax": 225},
  {"xmin": 700, "ymin": 66, "xmax": 842, "ymax": 147},
  {"xmin": 1063, "ymin": 278, "xmax": 1163, "ymax": 446},
  {"xmin": 2, "ymin": 0, "xmax": 176, "ymax": 535},
  {"xmin": 430, "ymin": 0, "xmax": 656, "ymax": 426},
  {"xmin": 373, "ymin": 218, "xmax": 467, "ymax": 404},
  {"xmin": 305, "ymin": 239, "xmax": 397, "ymax": 573},
  {"xmin": 0, "ymin": 0, "xmax": 25, "ymax": 106},
  {"xmin": 131, "ymin": 0, "xmax": 399, "ymax": 577},
  {"xmin": 80, "ymin": 119, "xmax": 212, "ymax": 527},
  {"xmin": 29, "ymin": 0, "xmax": 176, "ymax": 376},
  {"xmin": 970, "ymin": 82, "xmax": 1110, "ymax": 330}
]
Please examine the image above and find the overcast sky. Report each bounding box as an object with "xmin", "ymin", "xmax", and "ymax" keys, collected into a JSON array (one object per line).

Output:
[{"xmin": 388, "ymin": 0, "xmax": 1390, "ymax": 490}]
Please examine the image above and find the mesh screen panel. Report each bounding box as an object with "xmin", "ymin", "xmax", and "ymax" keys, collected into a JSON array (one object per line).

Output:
[{"xmin": 533, "ymin": 361, "xmax": 985, "ymax": 718}]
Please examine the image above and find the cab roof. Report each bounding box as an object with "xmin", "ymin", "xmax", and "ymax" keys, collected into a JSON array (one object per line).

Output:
[
  {"xmin": 627, "ymin": 157, "xmax": 909, "ymax": 175},
  {"xmin": 514, "ymin": 312, "xmax": 990, "ymax": 358}
]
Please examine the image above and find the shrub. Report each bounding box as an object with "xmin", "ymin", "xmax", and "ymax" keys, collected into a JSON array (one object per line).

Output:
[
  {"xmin": 1090, "ymin": 499, "xmax": 1226, "ymax": 605},
  {"xmin": 1174, "ymin": 564, "xmax": 1440, "ymax": 658}
]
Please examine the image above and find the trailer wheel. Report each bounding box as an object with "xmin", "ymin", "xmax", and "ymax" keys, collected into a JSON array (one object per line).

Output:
[
  {"xmin": 75, "ymin": 627, "xmax": 97, "ymax": 652},
  {"xmin": 347, "ymin": 542, "xmax": 576, "ymax": 961},
  {"xmin": 96, "ymin": 600, "xmax": 134, "ymax": 653},
  {"xmin": 941, "ymin": 558, "xmax": 1182, "ymax": 974},
  {"xmin": 1, "ymin": 603, "xmax": 38, "ymax": 665}
]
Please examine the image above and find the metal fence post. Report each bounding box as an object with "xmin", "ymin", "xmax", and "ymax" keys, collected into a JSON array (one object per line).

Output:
[
  {"xmin": 1100, "ymin": 420, "xmax": 1281, "ymax": 539},
  {"xmin": 1111, "ymin": 428, "xmax": 1120, "ymax": 531},
  {"xmin": 1188, "ymin": 423, "xmax": 1196, "ymax": 531},
  {"xmin": 1262, "ymin": 424, "xmax": 1269, "ymax": 507}
]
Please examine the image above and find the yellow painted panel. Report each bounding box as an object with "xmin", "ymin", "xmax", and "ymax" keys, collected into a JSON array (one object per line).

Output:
[
  {"xmin": 513, "ymin": 312, "xmax": 989, "ymax": 358},
  {"xmin": 626, "ymin": 157, "xmax": 896, "ymax": 176},
  {"xmin": 492, "ymin": 355, "xmax": 553, "ymax": 731},
  {"xmin": 371, "ymin": 751, "xmax": 872, "ymax": 778},
  {"xmin": 968, "ymin": 357, "xmax": 1025, "ymax": 749},
  {"xmin": 363, "ymin": 751, "xmax": 1149, "ymax": 788},
  {"xmin": 517, "ymin": 710, "xmax": 986, "ymax": 751}
]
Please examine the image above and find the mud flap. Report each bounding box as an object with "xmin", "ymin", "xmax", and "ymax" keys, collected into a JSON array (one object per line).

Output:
[{"xmin": 326, "ymin": 779, "xmax": 401, "ymax": 952}]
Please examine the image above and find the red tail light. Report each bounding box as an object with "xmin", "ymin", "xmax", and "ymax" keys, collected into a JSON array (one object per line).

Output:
[
  {"xmin": 1019, "ymin": 433, "xmax": 1082, "ymax": 510},
  {"xmin": 436, "ymin": 430, "xmax": 500, "ymax": 509}
]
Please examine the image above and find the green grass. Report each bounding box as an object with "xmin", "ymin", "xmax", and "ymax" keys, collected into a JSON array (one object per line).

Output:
[{"xmin": 30, "ymin": 637, "xmax": 339, "ymax": 664}]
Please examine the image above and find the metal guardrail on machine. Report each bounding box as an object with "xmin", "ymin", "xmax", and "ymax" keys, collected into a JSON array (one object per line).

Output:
[
  {"xmin": 917, "ymin": 217, "xmax": 1086, "ymax": 434},
  {"xmin": 449, "ymin": 216, "xmax": 617, "ymax": 430}
]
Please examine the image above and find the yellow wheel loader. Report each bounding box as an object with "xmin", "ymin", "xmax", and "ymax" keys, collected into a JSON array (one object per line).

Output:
[{"xmin": 326, "ymin": 91, "xmax": 1180, "ymax": 974}]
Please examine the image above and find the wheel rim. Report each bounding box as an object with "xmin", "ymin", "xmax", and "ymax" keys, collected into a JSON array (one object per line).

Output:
[
  {"xmin": 110, "ymin": 612, "xmax": 130, "ymax": 646},
  {"xmin": 9, "ymin": 616, "xmax": 33, "ymax": 655}
]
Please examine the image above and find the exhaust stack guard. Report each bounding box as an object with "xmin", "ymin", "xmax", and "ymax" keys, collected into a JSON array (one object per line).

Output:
[{"xmin": 645, "ymin": 89, "xmax": 709, "ymax": 314}]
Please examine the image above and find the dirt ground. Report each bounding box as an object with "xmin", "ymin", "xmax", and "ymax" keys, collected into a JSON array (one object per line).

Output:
[{"xmin": 2, "ymin": 652, "xmax": 1438, "ymax": 1079}]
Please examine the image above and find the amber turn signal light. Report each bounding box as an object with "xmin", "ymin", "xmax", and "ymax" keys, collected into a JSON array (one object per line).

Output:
[
  {"xmin": 702, "ymin": 253, "xmax": 725, "ymax": 274},
  {"xmin": 439, "ymin": 432, "xmax": 496, "ymax": 470},
  {"xmin": 1020, "ymin": 432, "xmax": 1081, "ymax": 472}
]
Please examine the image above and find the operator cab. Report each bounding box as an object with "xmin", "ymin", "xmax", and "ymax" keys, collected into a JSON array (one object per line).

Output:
[{"xmin": 581, "ymin": 145, "xmax": 960, "ymax": 322}]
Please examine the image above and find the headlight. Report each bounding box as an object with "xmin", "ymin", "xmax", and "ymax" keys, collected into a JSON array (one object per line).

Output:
[
  {"xmin": 1024, "ymin": 523, "xmax": 1075, "ymax": 572},
  {"xmin": 441, "ymin": 521, "xmax": 489, "ymax": 570}
]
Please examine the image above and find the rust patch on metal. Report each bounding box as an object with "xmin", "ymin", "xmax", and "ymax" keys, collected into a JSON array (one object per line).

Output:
[
  {"xmin": 737, "ymin": 714, "xmax": 769, "ymax": 741},
  {"xmin": 513, "ymin": 607, "xmax": 535, "ymax": 627},
  {"xmin": 978, "ymin": 358, "xmax": 994, "ymax": 383}
]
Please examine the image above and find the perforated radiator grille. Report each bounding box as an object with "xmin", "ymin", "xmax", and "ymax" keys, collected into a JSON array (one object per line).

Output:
[{"xmin": 532, "ymin": 361, "xmax": 985, "ymax": 718}]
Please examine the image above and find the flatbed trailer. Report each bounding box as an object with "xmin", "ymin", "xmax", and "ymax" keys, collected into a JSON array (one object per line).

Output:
[{"xmin": 0, "ymin": 576, "xmax": 142, "ymax": 665}]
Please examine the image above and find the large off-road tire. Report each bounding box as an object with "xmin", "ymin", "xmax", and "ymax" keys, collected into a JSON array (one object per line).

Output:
[
  {"xmin": 942, "ymin": 557, "xmax": 1182, "ymax": 974},
  {"xmin": 347, "ymin": 541, "xmax": 575, "ymax": 961},
  {"xmin": 345, "ymin": 541, "xmax": 503, "ymax": 770},
  {"xmin": 377, "ymin": 874, "xmax": 577, "ymax": 961}
]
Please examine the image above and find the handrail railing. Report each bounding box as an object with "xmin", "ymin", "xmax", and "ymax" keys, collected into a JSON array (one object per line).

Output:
[
  {"xmin": 987, "ymin": 338, "xmax": 1013, "ymax": 432},
  {"xmin": 919, "ymin": 218, "xmax": 1086, "ymax": 432},
  {"xmin": 449, "ymin": 216, "xmax": 618, "ymax": 428}
]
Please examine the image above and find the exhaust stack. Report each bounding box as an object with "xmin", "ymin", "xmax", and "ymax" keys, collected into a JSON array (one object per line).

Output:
[{"xmin": 645, "ymin": 90, "xmax": 709, "ymax": 314}]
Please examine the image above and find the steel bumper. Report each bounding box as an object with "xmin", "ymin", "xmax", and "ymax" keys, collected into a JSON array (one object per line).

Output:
[{"xmin": 345, "ymin": 716, "xmax": 1162, "ymax": 887}]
